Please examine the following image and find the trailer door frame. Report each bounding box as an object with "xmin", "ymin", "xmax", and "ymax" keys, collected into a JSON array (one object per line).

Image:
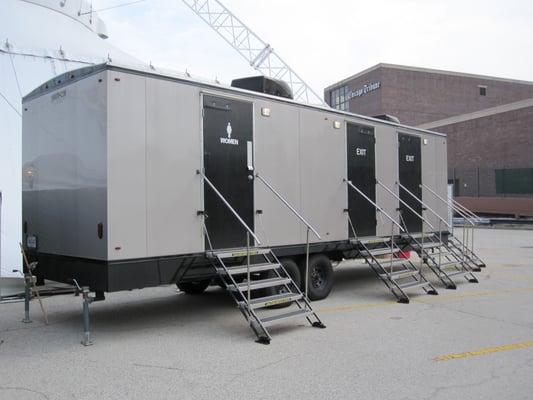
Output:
[{"xmin": 201, "ymin": 93, "xmax": 255, "ymax": 249}]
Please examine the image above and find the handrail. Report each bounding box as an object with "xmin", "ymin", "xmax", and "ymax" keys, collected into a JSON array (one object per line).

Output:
[
  {"xmin": 344, "ymin": 179, "xmax": 404, "ymax": 233},
  {"xmin": 397, "ymin": 182, "xmax": 452, "ymax": 230},
  {"xmin": 197, "ymin": 169, "xmax": 261, "ymax": 245},
  {"xmin": 376, "ymin": 179, "xmax": 436, "ymax": 230},
  {"xmin": 451, "ymin": 198, "xmax": 479, "ymax": 220},
  {"xmin": 450, "ymin": 202, "xmax": 477, "ymax": 226},
  {"xmin": 420, "ymin": 183, "xmax": 476, "ymax": 227},
  {"xmin": 255, "ymin": 173, "xmax": 321, "ymax": 239}
]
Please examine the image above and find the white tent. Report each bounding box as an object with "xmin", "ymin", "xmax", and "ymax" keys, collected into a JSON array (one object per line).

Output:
[{"xmin": 0, "ymin": 0, "xmax": 143, "ymax": 278}]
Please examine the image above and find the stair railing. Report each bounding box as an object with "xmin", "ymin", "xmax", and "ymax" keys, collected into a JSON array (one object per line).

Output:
[
  {"xmin": 255, "ymin": 172, "xmax": 321, "ymax": 300},
  {"xmin": 376, "ymin": 179, "xmax": 436, "ymax": 263},
  {"xmin": 344, "ymin": 179, "xmax": 405, "ymax": 276},
  {"xmin": 420, "ymin": 183, "xmax": 478, "ymax": 260},
  {"xmin": 397, "ymin": 182, "xmax": 453, "ymax": 268},
  {"xmin": 377, "ymin": 180, "xmax": 436, "ymax": 230},
  {"xmin": 197, "ymin": 169, "xmax": 261, "ymax": 304}
]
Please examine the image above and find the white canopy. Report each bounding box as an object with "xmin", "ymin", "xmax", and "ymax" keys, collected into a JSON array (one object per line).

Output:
[{"xmin": 0, "ymin": 0, "xmax": 142, "ymax": 277}]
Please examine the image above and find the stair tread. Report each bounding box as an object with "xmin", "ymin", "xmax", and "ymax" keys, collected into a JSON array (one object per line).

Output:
[
  {"xmin": 415, "ymin": 242, "xmax": 442, "ymax": 249},
  {"xmin": 445, "ymin": 269, "xmax": 473, "ymax": 278},
  {"xmin": 260, "ymin": 309, "xmax": 313, "ymax": 327},
  {"xmin": 431, "ymin": 251, "xmax": 454, "ymax": 257},
  {"xmin": 357, "ymin": 238, "xmax": 391, "ymax": 245},
  {"xmin": 379, "ymin": 269, "xmax": 420, "ymax": 279},
  {"xmin": 223, "ymin": 262, "xmax": 280, "ymax": 275},
  {"xmin": 230, "ymin": 277, "xmax": 291, "ymax": 291},
  {"xmin": 399, "ymin": 280, "xmax": 432, "ymax": 290},
  {"xmin": 371, "ymin": 258, "xmax": 408, "ymax": 267},
  {"xmin": 208, "ymin": 247, "xmax": 271, "ymax": 259},
  {"xmin": 243, "ymin": 293, "xmax": 303, "ymax": 309},
  {"xmin": 362, "ymin": 247, "xmax": 399, "ymax": 256},
  {"xmin": 438, "ymin": 260, "xmax": 463, "ymax": 268}
]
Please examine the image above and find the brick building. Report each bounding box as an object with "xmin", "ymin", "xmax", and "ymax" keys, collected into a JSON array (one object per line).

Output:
[{"xmin": 325, "ymin": 64, "xmax": 533, "ymax": 217}]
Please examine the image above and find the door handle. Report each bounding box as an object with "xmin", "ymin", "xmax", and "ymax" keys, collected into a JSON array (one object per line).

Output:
[{"xmin": 247, "ymin": 141, "xmax": 254, "ymax": 171}]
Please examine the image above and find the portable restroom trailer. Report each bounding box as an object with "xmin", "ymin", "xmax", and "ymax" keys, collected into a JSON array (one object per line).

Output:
[{"xmin": 22, "ymin": 63, "xmax": 478, "ymax": 343}]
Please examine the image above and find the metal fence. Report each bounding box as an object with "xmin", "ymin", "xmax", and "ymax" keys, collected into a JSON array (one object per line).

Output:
[{"xmin": 448, "ymin": 167, "xmax": 533, "ymax": 198}]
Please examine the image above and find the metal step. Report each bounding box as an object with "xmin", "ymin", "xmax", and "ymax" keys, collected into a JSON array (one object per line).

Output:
[
  {"xmin": 222, "ymin": 262, "xmax": 280, "ymax": 275},
  {"xmin": 370, "ymin": 258, "xmax": 407, "ymax": 268},
  {"xmin": 430, "ymin": 251, "xmax": 454, "ymax": 258},
  {"xmin": 242, "ymin": 293, "xmax": 304, "ymax": 309},
  {"xmin": 399, "ymin": 279, "xmax": 432, "ymax": 290},
  {"xmin": 361, "ymin": 247, "xmax": 399, "ymax": 257},
  {"xmin": 209, "ymin": 248, "xmax": 271, "ymax": 259},
  {"xmin": 445, "ymin": 269, "xmax": 473, "ymax": 278},
  {"xmin": 260, "ymin": 309, "xmax": 313, "ymax": 327},
  {"xmin": 403, "ymin": 233, "xmax": 426, "ymax": 239},
  {"xmin": 379, "ymin": 269, "xmax": 420, "ymax": 280},
  {"xmin": 414, "ymin": 242, "xmax": 442, "ymax": 250},
  {"xmin": 437, "ymin": 260, "xmax": 463, "ymax": 269},
  {"xmin": 229, "ymin": 277, "xmax": 291, "ymax": 292},
  {"xmin": 357, "ymin": 237, "xmax": 391, "ymax": 245}
]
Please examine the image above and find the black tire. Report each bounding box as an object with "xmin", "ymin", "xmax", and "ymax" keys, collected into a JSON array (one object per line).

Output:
[
  {"xmin": 177, "ymin": 279, "xmax": 211, "ymax": 294},
  {"xmin": 279, "ymin": 258, "xmax": 301, "ymax": 288},
  {"xmin": 300, "ymin": 254, "xmax": 333, "ymax": 301},
  {"xmin": 264, "ymin": 258, "xmax": 301, "ymax": 308}
]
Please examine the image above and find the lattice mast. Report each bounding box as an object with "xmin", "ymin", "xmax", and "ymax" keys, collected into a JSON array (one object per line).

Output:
[{"xmin": 181, "ymin": 0, "xmax": 328, "ymax": 106}]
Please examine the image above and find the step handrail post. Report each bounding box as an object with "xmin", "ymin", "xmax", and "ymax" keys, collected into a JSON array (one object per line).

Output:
[
  {"xmin": 420, "ymin": 183, "xmax": 477, "ymax": 226},
  {"xmin": 305, "ymin": 227, "xmax": 310, "ymax": 300},
  {"xmin": 344, "ymin": 179, "xmax": 405, "ymax": 233},
  {"xmin": 247, "ymin": 232, "xmax": 251, "ymax": 304},
  {"xmin": 255, "ymin": 172, "xmax": 321, "ymax": 240},
  {"xmin": 197, "ymin": 169, "xmax": 261, "ymax": 246},
  {"xmin": 389, "ymin": 221, "xmax": 394, "ymax": 275},
  {"xmin": 376, "ymin": 180, "xmax": 436, "ymax": 231},
  {"xmin": 397, "ymin": 182, "xmax": 452, "ymax": 231}
]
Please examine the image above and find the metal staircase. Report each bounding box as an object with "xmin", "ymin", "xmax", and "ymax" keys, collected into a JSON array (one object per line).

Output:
[
  {"xmin": 421, "ymin": 183, "xmax": 486, "ymax": 270},
  {"xmin": 357, "ymin": 237, "xmax": 438, "ymax": 303},
  {"xmin": 390, "ymin": 181, "xmax": 479, "ymax": 289},
  {"xmin": 344, "ymin": 179, "xmax": 438, "ymax": 303},
  {"xmin": 447, "ymin": 236, "xmax": 485, "ymax": 271},
  {"xmin": 406, "ymin": 232, "xmax": 478, "ymax": 290},
  {"xmin": 197, "ymin": 170, "xmax": 325, "ymax": 344},
  {"xmin": 207, "ymin": 246, "xmax": 324, "ymax": 344}
]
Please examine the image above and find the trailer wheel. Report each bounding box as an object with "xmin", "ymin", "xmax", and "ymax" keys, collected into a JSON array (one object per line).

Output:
[
  {"xmin": 177, "ymin": 279, "xmax": 211, "ymax": 294},
  {"xmin": 300, "ymin": 254, "xmax": 333, "ymax": 301}
]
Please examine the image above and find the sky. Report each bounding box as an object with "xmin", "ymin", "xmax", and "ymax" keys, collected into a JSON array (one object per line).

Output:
[{"xmin": 90, "ymin": 0, "xmax": 533, "ymax": 94}]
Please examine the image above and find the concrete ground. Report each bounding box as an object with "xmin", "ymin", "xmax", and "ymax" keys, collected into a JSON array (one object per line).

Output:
[{"xmin": 1, "ymin": 228, "xmax": 533, "ymax": 400}]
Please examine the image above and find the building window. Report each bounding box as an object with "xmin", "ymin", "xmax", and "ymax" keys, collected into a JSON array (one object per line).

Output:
[
  {"xmin": 330, "ymin": 86, "xmax": 351, "ymax": 111},
  {"xmin": 478, "ymin": 85, "xmax": 487, "ymax": 96},
  {"xmin": 495, "ymin": 168, "xmax": 533, "ymax": 195}
]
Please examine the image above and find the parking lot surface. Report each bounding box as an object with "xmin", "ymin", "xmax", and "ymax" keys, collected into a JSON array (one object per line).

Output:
[{"xmin": 1, "ymin": 228, "xmax": 533, "ymax": 399}]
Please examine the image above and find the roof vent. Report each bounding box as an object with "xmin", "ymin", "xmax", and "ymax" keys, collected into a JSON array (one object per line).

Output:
[
  {"xmin": 372, "ymin": 114, "xmax": 401, "ymax": 124},
  {"xmin": 231, "ymin": 76, "xmax": 293, "ymax": 100}
]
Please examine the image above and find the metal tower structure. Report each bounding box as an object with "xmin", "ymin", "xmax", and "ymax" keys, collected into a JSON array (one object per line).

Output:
[{"xmin": 181, "ymin": 0, "xmax": 328, "ymax": 106}]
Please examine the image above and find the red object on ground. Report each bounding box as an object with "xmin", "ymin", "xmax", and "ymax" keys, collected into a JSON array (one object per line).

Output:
[{"xmin": 394, "ymin": 250, "xmax": 411, "ymax": 259}]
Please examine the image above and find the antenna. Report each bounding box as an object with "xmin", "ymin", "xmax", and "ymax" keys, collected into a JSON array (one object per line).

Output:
[{"xmin": 181, "ymin": 0, "xmax": 328, "ymax": 107}]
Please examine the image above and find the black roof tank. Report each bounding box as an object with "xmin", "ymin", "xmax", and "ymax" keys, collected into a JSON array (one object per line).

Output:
[{"xmin": 231, "ymin": 76, "xmax": 293, "ymax": 100}]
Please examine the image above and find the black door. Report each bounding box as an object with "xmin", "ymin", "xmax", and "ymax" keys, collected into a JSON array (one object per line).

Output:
[
  {"xmin": 398, "ymin": 133, "xmax": 422, "ymax": 232},
  {"xmin": 347, "ymin": 124, "xmax": 376, "ymax": 237},
  {"xmin": 203, "ymin": 95, "xmax": 254, "ymax": 249}
]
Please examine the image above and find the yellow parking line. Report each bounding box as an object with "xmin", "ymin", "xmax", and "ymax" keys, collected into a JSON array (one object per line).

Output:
[{"xmin": 434, "ymin": 340, "xmax": 533, "ymax": 361}]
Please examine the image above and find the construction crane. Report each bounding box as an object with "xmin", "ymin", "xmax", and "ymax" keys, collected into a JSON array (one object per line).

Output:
[{"xmin": 181, "ymin": 0, "xmax": 328, "ymax": 107}]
